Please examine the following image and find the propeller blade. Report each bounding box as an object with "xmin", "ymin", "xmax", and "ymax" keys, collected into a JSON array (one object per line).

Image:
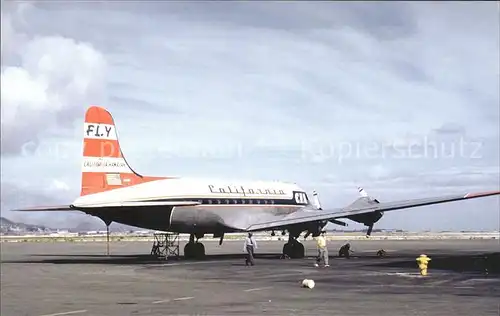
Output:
[{"xmin": 357, "ymin": 186, "xmax": 369, "ymax": 197}]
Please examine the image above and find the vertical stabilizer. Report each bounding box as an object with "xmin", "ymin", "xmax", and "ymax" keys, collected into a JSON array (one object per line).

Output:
[{"xmin": 81, "ymin": 105, "xmax": 166, "ymax": 196}]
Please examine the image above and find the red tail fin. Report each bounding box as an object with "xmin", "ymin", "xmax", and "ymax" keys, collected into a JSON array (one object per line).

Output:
[{"xmin": 81, "ymin": 105, "xmax": 166, "ymax": 196}]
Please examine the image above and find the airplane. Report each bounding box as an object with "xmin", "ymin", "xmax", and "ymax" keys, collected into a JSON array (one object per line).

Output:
[{"xmin": 12, "ymin": 105, "xmax": 500, "ymax": 259}]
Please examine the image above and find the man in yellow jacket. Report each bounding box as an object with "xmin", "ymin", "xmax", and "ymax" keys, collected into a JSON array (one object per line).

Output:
[{"xmin": 314, "ymin": 231, "xmax": 329, "ymax": 267}]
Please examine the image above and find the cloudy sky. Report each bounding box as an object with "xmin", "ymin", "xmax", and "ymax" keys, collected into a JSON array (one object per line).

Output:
[{"xmin": 1, "ymin": 1, "xmax": 499, "ymax": 231}]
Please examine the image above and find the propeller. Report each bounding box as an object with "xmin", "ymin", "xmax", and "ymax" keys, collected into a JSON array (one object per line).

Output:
[
  {"xmin": 357, "ymin": 186, "xmax": 369, "ymax": 197},
  {"xmin": 357, "ymin": 186, "xmax": 380, "ymax": 203},
  {"xmin": 312, "ymin": 190, "xmax": 322, "ymax": 210},
  {"xmin": 357, "ymin": 186, "xmax": 380, "ymax": 237}
]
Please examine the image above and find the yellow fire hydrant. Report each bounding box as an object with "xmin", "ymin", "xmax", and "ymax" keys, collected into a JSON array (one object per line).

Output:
[{"xmin": 416, "ymin": 254, "xmax": 431, "ymax": 276}]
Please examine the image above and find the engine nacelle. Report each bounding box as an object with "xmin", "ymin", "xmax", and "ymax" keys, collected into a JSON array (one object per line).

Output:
[
  {"xmin": 301, "ymin": 220, "xmax": 329, "ymax": 238},
  {"xmin": 346, "ymin": 210, "xmax": 384, "ymax": 226}
]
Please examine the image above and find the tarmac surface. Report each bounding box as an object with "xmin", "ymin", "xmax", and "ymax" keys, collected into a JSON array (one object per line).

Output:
[{"xmin": 1, "ymin": 238, "xmax": 499, "ymax": 316}]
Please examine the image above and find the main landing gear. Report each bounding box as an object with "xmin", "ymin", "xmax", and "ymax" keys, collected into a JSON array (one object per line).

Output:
[
  {"xmin": 282, "ymin": 234, "xmax": 305, "ymax": 259},
  {"xmin": 183, "ymin": 233, "xmax": 205, "ymax": 260}
]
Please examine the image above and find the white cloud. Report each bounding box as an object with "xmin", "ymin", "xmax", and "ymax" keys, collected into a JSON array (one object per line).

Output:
[
  {"xmin": 0, "ymin": 2, "xmax": 498, "ymax": 231},
  {"xmin": 0, "ymin": 180, "xmax": 85, "ymax": 228},
  {"xmin": 49, "ymin": 179, "xmax": 71, "ymax": 192},
  {"xmin": 1, "ymin": 3, "xmax": 107, "ymax": 155}
]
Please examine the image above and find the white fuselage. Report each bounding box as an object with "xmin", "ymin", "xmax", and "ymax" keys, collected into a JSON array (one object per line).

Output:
[
  {"xmin": 74, "ymin": 177, "xmax": 309, "ymax": 206},
  {"xmin": 73, "ymin": 178, "xmax": 312, "ymax": 233}
]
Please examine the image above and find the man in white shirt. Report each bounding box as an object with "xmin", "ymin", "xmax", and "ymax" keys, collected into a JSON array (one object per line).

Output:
[
  {"xmin": 314, "ymin": 231, "xmax": 329, "ymax": 267},
  {"xmin": 244, "ymin": 232, "xmax": 258, "ymax": 266}
]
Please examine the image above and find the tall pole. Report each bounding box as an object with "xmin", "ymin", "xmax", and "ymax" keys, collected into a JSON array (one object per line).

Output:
[{"xmin": 106, "ymin": 224, "xmax": 110, "ymax": 256}]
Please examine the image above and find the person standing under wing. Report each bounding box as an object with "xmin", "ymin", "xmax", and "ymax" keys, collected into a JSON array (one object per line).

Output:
[
  {"xmin": 244, "ymin": 232, "xmax": 257, "ymax": 266},
  {"xmin": 314, "ymin": 231, "xmax": 329, "ymax": 267}
]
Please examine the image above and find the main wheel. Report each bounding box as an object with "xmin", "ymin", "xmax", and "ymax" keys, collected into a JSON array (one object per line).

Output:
[
  {"xmin": 283, "ymin": 243, "xmax": 293, "ymax": 258},
  {"xmin": 184, "ymin": 243, "xmax": 194, "ymax": 259},
  {"xmin": 292, "ymin": 242, "xmax": 305, "ymax": 258},
  {"xmin": 194, "ymin": 242, "xmax": 205, "ymax": 259},
  {"xmin": 184, "ymin": 242, "xmax": 206, "ymax": 259},
  {"xmin": 282, "ymin": 242, "xmax": 305, "ymax": 259}
]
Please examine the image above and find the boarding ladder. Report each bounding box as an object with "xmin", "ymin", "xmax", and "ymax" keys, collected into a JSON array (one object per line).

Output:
[{"xmin": 150, "ymin": 232, "xmax": 180, "ymax": 260}]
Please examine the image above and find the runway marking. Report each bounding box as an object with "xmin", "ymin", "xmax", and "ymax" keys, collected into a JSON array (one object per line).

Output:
[
  {"xmin": 244, "ymin": 286, "xmax": 274, "ymax": 292},
  {"xmin": 173, "ymin": 296, "xmax": 194, "ymax": 301},
  {"xmin": 39, "ymin": 310, "xmax": 87, "ymax": 316},
  {"xmin": 393, "ymin": 272, "xmax": 422, "ymax": 278},
  {"xmin": 152, "ymin": 299, "xmax": 171, "ymax": 304},
  {"xmin": 152, "ymin": 296, "xmax": 194, "ymax": 304},
  {"xmin": 461, "ymin": 278, "xmax": 499, "ymax": 284},
  {"xmin": 426, "ymin": 279, "xmax": 454, "ymax": 286},
  {"xmin": 150, "ymin": 260, "xmax": 230, "ymax": 267}
]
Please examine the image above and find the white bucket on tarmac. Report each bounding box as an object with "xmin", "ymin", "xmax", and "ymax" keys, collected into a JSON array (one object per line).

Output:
[{"xmin": 301, "ymin": 279, "xmax": 315, "ymax": 289}]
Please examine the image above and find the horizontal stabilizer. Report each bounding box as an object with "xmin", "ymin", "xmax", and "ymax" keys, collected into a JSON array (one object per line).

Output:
[{"xmin": 11, "ymin": 205, "xmax": 74, "ymax": 212}]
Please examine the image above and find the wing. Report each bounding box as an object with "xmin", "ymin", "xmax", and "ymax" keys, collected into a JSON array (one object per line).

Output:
[
  {"xmin": 244, "ymin": 190, "xmax": 500, "ymax": 231},
  {"xmin": 11, "ymin": 200, "xmax": 201, "ymax": 212}
]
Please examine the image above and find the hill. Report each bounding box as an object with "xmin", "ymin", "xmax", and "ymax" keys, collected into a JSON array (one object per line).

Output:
[{"xmin": 0, "ymin": 216, "xmax": 53, "ymax": 234}]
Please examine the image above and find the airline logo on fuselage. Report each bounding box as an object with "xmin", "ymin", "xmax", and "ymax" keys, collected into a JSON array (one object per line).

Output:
[{"xmin": 208, "ymin": 184, "xmax": 286, "ymax": 196}]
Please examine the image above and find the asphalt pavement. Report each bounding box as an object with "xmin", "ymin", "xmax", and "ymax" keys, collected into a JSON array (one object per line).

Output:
[{"xmin": 1, "ymin": 238, "xmax": 499, "ymax": 316}]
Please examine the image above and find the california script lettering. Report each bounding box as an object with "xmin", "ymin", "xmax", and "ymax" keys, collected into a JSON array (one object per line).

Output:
[{"xmin": 208, "ymin": 184, "xmax": 286, "ymax": 196}]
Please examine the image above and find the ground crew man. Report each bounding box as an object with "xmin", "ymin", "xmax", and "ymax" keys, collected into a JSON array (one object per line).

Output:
[
  {"xmin": 314, "ymin": 231, "xmax": 329, "ymax": 267},
  {"xmin": 243, "ymin": 232, "xmax": 257, "ymax": 266},
  {"xmin": 376, "ymin": 249, "xmax": 387, "ymax": 258},
  {"xmin": 338, "ymin": 242, "xmax": 353, "ymax": 259},
  {"xmin": 416, "ymin": 254, "xmax": 431, "ymax": 276}
]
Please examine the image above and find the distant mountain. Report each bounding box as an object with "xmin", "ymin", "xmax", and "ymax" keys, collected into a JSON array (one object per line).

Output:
[
  {"xmin": 0, "ymin": 217, "xmax": 15, "ymax": 226},
  {"xmin": 0, "ymin": 216, "xmax": 54, "ymax": 234},
  {"xmin": 72, "ymin": 221, "xmax": 100, "ymax": 232},
  {"xmin": 0, "ymin": 214, "xmax": 154, "ymax": 235},
  {"xmin": 70, "ymin": 220, "xmax": 142, "ymax": 233}
]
